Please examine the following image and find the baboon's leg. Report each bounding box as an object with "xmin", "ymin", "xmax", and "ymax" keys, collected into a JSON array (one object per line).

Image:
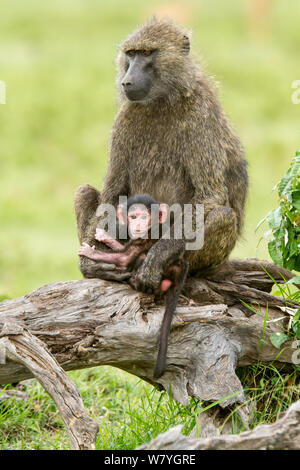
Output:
[
  {"xmin": 187, "ymin": 206, "xmax": 238, "ymax": 274},
  {"xmin": 74, "ymin": 183, "xmax": 100, "ymax": 245}
]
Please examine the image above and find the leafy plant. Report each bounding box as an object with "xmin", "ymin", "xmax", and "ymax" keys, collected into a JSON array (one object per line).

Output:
[
  {"xmin": 269, "ymin": 305, "xmax": 300, "ymax": 361},
  {"xmin": 260, "ymin": 150, "xmax": 300, "ymax": 271},
  {"xmin": 258, "ymin": 152, "xmax": 300, "ymax": 352}
]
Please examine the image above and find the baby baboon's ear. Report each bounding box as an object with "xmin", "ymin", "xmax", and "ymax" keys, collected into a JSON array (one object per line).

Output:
[
  {"xmin": 159, "ymin": 203, "xmax": 168, "ymax": 224},
  {"xmin": 182, "ymin": 35, "xmax": 190, "ymax": 55},
  {"xmin": 116, "ymin": 204, "xmax": 126, "ymax": 225}
]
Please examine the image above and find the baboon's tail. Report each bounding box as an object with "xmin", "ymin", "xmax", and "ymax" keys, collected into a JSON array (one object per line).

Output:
[{"xmin": 153, "ymin": 260, "xmax": 189, "ymax": 379}]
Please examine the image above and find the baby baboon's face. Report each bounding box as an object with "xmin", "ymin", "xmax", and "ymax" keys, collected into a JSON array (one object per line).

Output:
[{"xmin": 127, "ymin": 204, "xmax": 151, "ymax": 239}]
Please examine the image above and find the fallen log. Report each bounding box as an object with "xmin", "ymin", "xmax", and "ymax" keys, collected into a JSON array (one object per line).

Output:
[{"xmin": 0, "ymin": 258, "xmax": 298, "ymax": 449}]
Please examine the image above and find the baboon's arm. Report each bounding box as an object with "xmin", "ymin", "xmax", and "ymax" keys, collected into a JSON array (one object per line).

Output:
[{"xmin": 101, "ymin": 128, "xmax": 129, "ymax": 206}]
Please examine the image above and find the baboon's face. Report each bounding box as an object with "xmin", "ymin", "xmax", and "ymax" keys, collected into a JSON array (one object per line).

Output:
[
  {"xmin": 127, "ymin": 205, "xmax": 151, "ymax": 239},
  {"xmin": 121, "ymin": 50, "xmax": 157, "ymax": 102}
]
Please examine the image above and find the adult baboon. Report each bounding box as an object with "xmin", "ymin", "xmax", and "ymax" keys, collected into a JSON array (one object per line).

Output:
[{"xmin": 74, "ymin": 18, "xmax": 248, "ymax": 292}]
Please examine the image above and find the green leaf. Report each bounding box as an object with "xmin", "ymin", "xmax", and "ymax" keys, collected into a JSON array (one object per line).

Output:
[
  {"xmin": 286, "ymin": 276, "xmax": 300, "ymax": 285},
  {"xmin": 268, "ymin": 239, "xmax": 283, "ymax": 266},
  {"xmin": 292, "ymin": 322, "xmax": 300, "ymax": 341},
  {"xmin": 284, "ymin": 256, "xmax": 296, "ymax": 271},
  {"xmin": 266, "ymin": 207, "xmax": 282, "ymax": 229},
  {"xmin": 288, "ymin": 239, "xmax": 298, "ymax": 256},
  {"xmin": 294, "ymin": 254, "xmax": 300, "ymax": 272},
  {"xmin": 259, "ymin": 378, "xmax": 264, "ymax": 388},
  {"xmin": 294, "ymin": 310, "xmax": 300, "ymax": 323},
  {"xmin": 263, "ymin": 151, "xmax": 299, "ymax": 273},
  {"xmin": 278, "ymin": 154, "xmax": 300, "ymax": 196},
  {"xmin": 270, "ymin": 332, "xmax": 290, "ymax": 349},
  {"xmin": 292, "ymin": 191, "xmax": 300, "ymax": 210}
]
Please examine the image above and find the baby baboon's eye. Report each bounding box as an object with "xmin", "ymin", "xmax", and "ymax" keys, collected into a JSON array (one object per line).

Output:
[
  {"xmin": 142, "ymin": 50, "xmax": 152, "ymax": 56},
  {"xmin": 127, "ymin": 50, "xmax": 136, "ymax": 57}
]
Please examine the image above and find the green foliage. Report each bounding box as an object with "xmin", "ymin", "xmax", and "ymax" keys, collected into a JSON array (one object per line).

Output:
[
  {"xmin": 269, "ymin": 284, "xmax": 300, "ymax": 350},
  {"xmin": 264, "ymin": 150, "xmax": 300, "ymax": 271},
  {"xmin": 258, "ymin": 151, "xmax": 300, "ymax": 350},
  {"xmin": 0, "ymin": 368, "xmax": 204, "ymax": 450},
  {"xmin": 270, "ymin": 331, "xmax": 291, "ymax": 349},
  {"xmin": 292, "ymin": 308, "xmax": 300, "ymax": 341},
  {"xmin": 237, "ymin": 364, "xmax": 300, "ymax": 425},
  {"xmin": 241, "ymin": 277, "xmax": 300, "ymax": 364},
  {"xmin": 272, "ymin": 286, "xmax": 300, "ymax": 351}
]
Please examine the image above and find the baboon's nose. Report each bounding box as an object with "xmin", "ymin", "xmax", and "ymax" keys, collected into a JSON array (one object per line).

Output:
[{"xmin": 122, "ymin": 80, "xmax": 133, "ymax": 90}]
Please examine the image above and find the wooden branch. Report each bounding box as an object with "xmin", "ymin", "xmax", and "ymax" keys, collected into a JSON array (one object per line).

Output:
[
  {"xmin": 139, "ymin": 399, "xmax": 300, "ymax": 450},
  {"xmin": 0, "ymin": 324, "xmax": 98, "ymax": 449},
  {"xmin": 0, "ymin": 257, "xmax": 298, "ymax": 449},
  {"xmin": 0, "ymin": 260, "xmax": 297, "ymax": 400}
]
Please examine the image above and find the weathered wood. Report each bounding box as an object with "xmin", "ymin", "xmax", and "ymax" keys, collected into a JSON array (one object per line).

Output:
[
  {"xmin": 0, "ymin": 262, "xmax": 297, "ymax": 404},
  {"xmin": 0, "ymin": 257, "xmax": 298, "ymax": 449}
]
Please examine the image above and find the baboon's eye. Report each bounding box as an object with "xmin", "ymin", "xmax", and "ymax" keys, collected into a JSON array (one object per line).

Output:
[
  {"xmin": 142, "ymin": 50, "xmax": 152, "ymax": 56},
  {"xmin": 127, "ymin": 50, "xmax": 136, "ymax": 57}
]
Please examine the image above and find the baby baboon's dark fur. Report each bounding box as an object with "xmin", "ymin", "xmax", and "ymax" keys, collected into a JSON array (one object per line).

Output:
[{"xmin": 74, "ymin": 18, "xmax": 248, "ymax": 292}]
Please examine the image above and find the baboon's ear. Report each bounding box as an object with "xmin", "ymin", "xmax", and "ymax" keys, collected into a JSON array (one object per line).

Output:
[
  {"xmin": 182, "ymin": 35, "xmax": 190, "ymax": 55},
  {"xmin": 117, "ymin": 204, "xmax": 126, "ymax": 225},
  {"xmin": 159, "ymin": 203, "xmax": 168, "ymax": 224}
]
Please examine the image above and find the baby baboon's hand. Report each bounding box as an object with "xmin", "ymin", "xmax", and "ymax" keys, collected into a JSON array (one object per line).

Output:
[
  {"xmin": 95, "ymin": 228, "xmax": 109, "ymax": 242},
  {"xmin": 78, "ymin": 242, "xmax": 96, "ymax": 258}
]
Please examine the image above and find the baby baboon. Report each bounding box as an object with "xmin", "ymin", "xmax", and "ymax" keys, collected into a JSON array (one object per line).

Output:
[
  {"xmin": 78, "ymin": 194, "xmax": 167, "ymax": 271},
  {"xmin": 78, "ymin": 194, "xmax": 188, "ymax": 378},
  {"xmin": 74, "ymin": 18, "xmax": 248, "ymax": 292}
]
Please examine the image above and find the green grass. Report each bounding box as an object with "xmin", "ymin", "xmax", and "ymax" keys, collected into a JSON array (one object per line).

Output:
[
  {"xmin": 0, "ymin": 0, "xmax": 299, "ymax": 450},
  {"xmin": 0, "ymin": 368, "xmax": 199, "ymax": 450},
  {"xmin": 1, "ymin": 363, "xmax": 299, "ymax": 450},
  {"xmin": 237, "ymin": 364, "xmax": 300, "ymax": 427}
]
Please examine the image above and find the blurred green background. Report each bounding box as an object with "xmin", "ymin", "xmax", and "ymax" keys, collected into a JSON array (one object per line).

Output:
[{"xmin": 0, "ymin": 0, "xmax": 299, "ymax": 298}]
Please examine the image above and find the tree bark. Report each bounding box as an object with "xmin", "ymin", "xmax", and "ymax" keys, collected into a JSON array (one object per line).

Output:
[{"xmin": 0, "ymin": 258, "xmax": 298, "ymax": 449}]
